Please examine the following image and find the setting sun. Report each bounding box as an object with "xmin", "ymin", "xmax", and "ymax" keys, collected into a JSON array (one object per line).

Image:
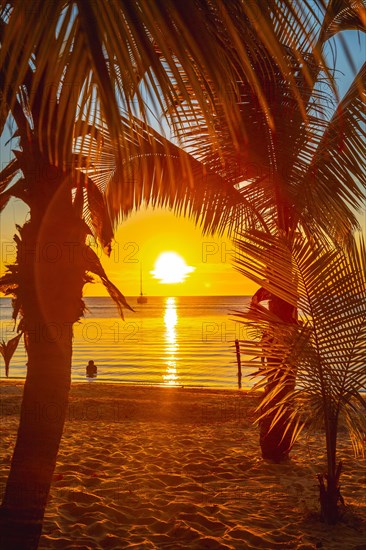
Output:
[{"xmin": 151, "ymin": 252, "xmax": 195, "ymax": 284}]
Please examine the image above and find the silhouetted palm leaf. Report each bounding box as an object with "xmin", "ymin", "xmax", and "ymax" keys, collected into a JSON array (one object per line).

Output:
[
  {"xmin": 84, "ymin": 247, "xmax": 134, "ymax": 320},
  {"xmin": 233, "ymin": 232, "xmax": 366, "ymax": 518},
  {"xmin": 153, "ymin": 2, "xmax": 365, "ymax": 247},
  {"xmin": 0, "ymin": 333, "xmax": 22, "ymax": 376},
  {"xmin": 0, "ymin": 0, "xmax": 335, "ymax": 172}
]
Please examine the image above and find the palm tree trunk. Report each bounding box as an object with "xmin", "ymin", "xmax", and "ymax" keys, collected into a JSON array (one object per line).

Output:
[
  {"xmin": 259, "ymin": 295, "xmax": 297, "ymax": 462},
  {"xmin": 0, "ymin": 334, "xmax": 72, "ymax": 549},
  {"xmin": 0, "ymin": 179, "xmax": 86, "ymax": 548},
  {"xmin": 318, "ymin": 471, "xmax": 341, "ymax": 524},
  {"xmin": 318, "ymin": 423, "xmax": 342, "ymax": 524}
]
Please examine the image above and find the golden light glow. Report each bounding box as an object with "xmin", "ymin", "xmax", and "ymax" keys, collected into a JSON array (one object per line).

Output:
[
  {"xmin": 163, "ymin": 297, "xmax": 179, "ymax": 385},
  {"xmin": 76, "ymin": 206, "xmax": 258, "ymax": 296},
  {"xmin": 151, "ymin": 252, "xmax": 195, "ymax": 284}
]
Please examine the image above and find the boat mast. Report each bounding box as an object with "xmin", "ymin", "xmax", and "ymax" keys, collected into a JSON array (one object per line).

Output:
[{"xmin": 137, "ymin": 263, "xmax": 147, "ymax": 303}]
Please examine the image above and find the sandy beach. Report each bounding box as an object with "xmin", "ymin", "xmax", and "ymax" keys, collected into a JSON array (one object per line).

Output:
[{"xmin": 1, "ymin": 381, "xmax": 365, "ymax": 550}]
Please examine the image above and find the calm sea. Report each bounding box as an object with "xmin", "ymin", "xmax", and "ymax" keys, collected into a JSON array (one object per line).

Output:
[{"xmin": 0, "ymin": 296, "xmax": 253, "ymax": 388}]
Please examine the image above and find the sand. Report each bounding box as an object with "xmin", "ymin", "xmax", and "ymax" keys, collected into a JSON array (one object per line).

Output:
[{"xmin": 1, "ymin": 381, "xmax": 365, "ymax": 550}]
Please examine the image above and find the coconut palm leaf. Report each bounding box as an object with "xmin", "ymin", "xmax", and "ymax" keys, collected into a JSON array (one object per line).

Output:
[
  {"xmin": 167, "ymin": 64, "xmax": 364, "ymax": 244},
  {"xmin": 316, "ymin": 0, "xmax": 366, "ymax": 43},
  {"xmin": 84, "ymin": 246, "xmax": 134, "ymax": 320},
  {"xmin": 2, "ymin": 2, "xmax": 363, "ymax": 251},
  {"xmin": 232, "ymin": 230, "xmax": 299, "ymax": 307},
  {"xmin": 0, "ymin": 157, "xmax": 18, "ymax": 193},
  {"xmin": 298, "ymin": 64, "xmax": 366, "ymax": 242},
  {"xmin": 84, "ymin": 176, "xmax": 114, "ymax": 254},
  {"xmin": 0, "ymin": 0, "xmax": 331, "ymax": 173},
  {"xmin": 0, "ymin": 332, "xmax": 22, "ymax": 377},
  {"xmin": 76, "ymin": 115, "xmax": 267, "ymax": 237},
  {"xmin": 155, "ymin": 2, "xmax": 365, "ymax": 246},
  {"xmin": 233, "ymin": 232, "xmax": 366, "ymax": 458}
]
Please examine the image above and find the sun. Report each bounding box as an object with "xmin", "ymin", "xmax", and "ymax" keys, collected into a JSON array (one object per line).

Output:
[{"xmin": 151, "ymin": 252, "xmax": 195, "ymax": 284}]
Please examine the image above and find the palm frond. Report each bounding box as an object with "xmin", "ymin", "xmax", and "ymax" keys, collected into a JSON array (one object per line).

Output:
[
  {"xmin": 316, "ymin": 0, "xmax": 366, "ymax": 44},
  {"xmin": 233, "ymin": 230, "xmax": 299, "ymax": 306},
  {"xmin": 0, "ymin": 333, "xmax": 22, "ymax": 377},
  {"xmin": 234, "ymin": 232, "xmax": 366, "ymax": 454},
  {"xmin": 84, "ymin": 246, "xmax": 133, "ymax": 320},
  {"xmin": 0, "ymin": 157, "xmax": 19, "ymax": 193},
  {"xmin": 0, "ymin": 0, "xmax": 332, "ymax": 171},
  {"xmin": 299, "ymin": 64, "xmax": 366, "ymax": 242},
  {"xmin": 84, "ymin": 176, "xmax": 114, "ymax": 255},
  {"xmin": 77, "ymin": 115, "xmax": 266, "ymax": 237}
]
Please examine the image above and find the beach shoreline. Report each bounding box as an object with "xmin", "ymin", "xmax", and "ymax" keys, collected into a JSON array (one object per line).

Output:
[{"xmin": 1, "ymin": 380, "xmax": 365, "ymax": 549}]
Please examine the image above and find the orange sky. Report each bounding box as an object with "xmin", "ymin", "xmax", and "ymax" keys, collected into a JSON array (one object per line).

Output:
[
  {"xmin": 86, "ymin": 206, "xmax": 257, "ymax": 297},
  {"xmin": 1, "ymin": 197, "xmax": 365, "ymax": 297},
  {"xmin": 0, "ymin": 199, "xmax": 257, "ymax": 297},
  {"xmin": 1, "ymin": 198, "xmax": 365, "ymax": 297}
]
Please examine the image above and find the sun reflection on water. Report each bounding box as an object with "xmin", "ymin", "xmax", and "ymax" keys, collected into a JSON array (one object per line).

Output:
[{"xmin": 163, "ymin": 297, "xmax": 179, "ymax": 385}]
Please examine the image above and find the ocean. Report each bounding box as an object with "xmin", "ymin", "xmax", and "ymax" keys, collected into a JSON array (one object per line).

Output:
[{"xmin": 0, "ymin": 296, "xmax": 253, "ymax": 388}]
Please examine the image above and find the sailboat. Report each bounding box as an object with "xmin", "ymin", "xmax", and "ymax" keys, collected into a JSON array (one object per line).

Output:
[{"xmin": 137, "ymin": 264, "xmax": 147, "ymax": 304}]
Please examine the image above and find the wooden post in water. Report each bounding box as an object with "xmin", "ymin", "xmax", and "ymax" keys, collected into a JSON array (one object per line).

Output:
[{"xmin": 235, "ymin": 339, "xmax": 242, "ymax": 389}]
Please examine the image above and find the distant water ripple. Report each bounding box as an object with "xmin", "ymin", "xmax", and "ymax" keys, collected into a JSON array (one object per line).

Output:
[{"xmin": 0, "ymin": 296, "xmax": 252, "ymax": 388}]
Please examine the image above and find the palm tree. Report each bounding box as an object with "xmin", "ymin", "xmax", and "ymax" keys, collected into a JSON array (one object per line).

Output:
[
  {"xmin": 0, "ymin": 68, "xmax": 136, "ymax": 550},
  {"xmin": 155, "ymin": 3, "xmax": 365, "ymax": 461},
  {"xmin": 0, "ymin": 2, "xmax": 331, "ymax": 547},
  {"xmin": 233, "ymin": 232, "xmax": 366, "ymax": 523}
]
